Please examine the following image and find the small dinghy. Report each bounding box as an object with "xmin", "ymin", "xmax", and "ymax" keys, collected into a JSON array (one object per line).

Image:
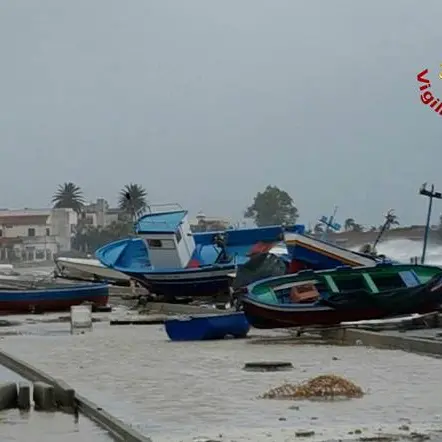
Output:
[{"xmin": 164, "ymin": 312, "xmax": 250, "ymax": 341}]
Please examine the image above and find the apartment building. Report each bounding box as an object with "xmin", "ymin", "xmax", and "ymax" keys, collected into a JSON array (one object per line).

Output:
[{"xmin": 0, "ymin": 208, "xmax": 77, "ymax": 262}]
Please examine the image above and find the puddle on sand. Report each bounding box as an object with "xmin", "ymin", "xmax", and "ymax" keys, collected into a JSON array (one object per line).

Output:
[
  {"xmin": 0, "ymin": 408, "xmax": 113, "ymax": 442},
  {"xmin": 0, "ymin": 364, "xmax": 112, "ymax": 441}
]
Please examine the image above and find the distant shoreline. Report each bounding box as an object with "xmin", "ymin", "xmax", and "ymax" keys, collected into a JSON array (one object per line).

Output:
[{"xmin": 325, "ymin": 226, "xmax": 441, "ymax": 248}]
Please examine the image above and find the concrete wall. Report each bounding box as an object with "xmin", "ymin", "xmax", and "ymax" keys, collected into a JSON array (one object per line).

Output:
[
  {"xmin": 2, "ymin": 223, "xmax": 49, "ymax": 238},
  {"xmin": 321, "ymin": 328, "xmax": 442, "ymax": 356},
  {"xmin": 0, "ymin": 348, "xmax": 151, "ymax": 441},
  {"xmin": 14, "ymin": 236, "xmax": 59, "ymax": 261},
  {"xmin": 49, "ymin": 208, "xmax": 77, "ymax": 252}
]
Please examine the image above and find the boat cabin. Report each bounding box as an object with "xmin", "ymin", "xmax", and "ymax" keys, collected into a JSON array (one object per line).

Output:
[{"xmin": 136, "ymin": 210, "xmax": 195, "ymax": 269}]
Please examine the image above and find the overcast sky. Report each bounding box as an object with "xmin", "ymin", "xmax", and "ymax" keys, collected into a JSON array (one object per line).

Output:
[{"xmin": 1, "ymin": 0, "xmax": 442, "ymax": 227}]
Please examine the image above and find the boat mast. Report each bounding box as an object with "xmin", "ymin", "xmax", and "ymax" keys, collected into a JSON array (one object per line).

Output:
[{"xmin": 318, "ymin": 206, "xmax": 341, "ymax": 241}]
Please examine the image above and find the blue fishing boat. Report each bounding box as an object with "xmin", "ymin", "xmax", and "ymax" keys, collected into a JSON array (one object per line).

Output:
[
  {"xmin": 0, "ymin": 282, "xmax": 109, "ymax": 314},
  {"xmin": 164, "ymin": 312, "xmax": 250, "ymax": 341},
  {"xmin": 96, "ymin": 206, "xmax": 304, "ymax": 299},
  {"xmin": 283, "ymin": 209, "xmax": 397, "ymax": 272},
  {"xmin": 284, "ymin": 232, "xmax": 383, "ymax": 271}
]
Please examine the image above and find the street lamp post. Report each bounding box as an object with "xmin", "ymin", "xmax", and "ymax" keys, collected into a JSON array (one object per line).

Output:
[{"xmin": 419, "ymin": 183, "xmax": 442, "ymax": 264}]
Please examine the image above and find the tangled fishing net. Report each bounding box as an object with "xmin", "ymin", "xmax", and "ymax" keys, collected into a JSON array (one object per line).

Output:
[{"xmin": 261, "ymin": 375, "xmax": 364, "ymax": 401}]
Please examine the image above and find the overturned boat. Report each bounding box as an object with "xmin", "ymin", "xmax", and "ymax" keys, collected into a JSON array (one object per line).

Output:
[{"xmin": 164, "ymin": 312, "xmax": 250, "ymax": 341}]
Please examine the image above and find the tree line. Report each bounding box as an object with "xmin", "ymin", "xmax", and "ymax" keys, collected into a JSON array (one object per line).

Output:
[
  {"xmin": 243, "ymin": 184, "xmax": 400, "ymax": 233},
  {"xmin": 54, "ymin": 181, "xmax": 402, "ymax": 253}
]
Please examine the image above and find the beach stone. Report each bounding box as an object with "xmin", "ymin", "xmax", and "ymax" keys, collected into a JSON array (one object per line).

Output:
[
  {"xmin": 17, "ymin": 382, "xmax": 30, "ymax": 410},
  {"xmin": 0, "ymin": 382, "xmax": 17, "ymax": 410},
  {"xmin": 33, "ymin": 381, "xmax": 56, "ymax": 411},
  {"xmin": 295, "ymin": 430, "xmax": 315, "ymax": 437},
  {"xmin": 0, "ymin": 320, "xmax": 20, "ymax": 327},
  {"xmin": 243, "ymin": 361, "xmax": 293, "ymax": 372}
]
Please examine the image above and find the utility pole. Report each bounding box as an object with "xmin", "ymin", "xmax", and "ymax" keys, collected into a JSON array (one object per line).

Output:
[
  {"xmin": 419, "ymin": 183, "xmax": 442, "ymax": 264},
  {"xmin": 318, "ymin": 206, "xmax": 341, "ymax": 241},
  {"xmin": 372, "ymin": 209, "xmax": 395, "ymax": 251}
]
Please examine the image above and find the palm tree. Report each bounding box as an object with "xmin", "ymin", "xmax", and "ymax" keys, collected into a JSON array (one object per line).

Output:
[
  {"xmin": 118, "ymin": 183, "xmax": 148, "ymax": 219},
  {"xmin": 386, "ymin": 214, "xmax": 400, "ymax": 228},
  {"xmin": 52, "ymin": 182, "xmax": 85, "ymax": 213},
  {"xmin": 344, "ymin": 218, "xmax": 355, "ymax": 231},
  {"xmin": 352, "ymin": 223, "xmax": 364, "ymax": 232}
]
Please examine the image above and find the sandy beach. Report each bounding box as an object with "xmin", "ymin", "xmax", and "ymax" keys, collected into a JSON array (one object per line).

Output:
[{"xmin": 0, "ymin": 315, "xmax": 440, "ymax": 441}]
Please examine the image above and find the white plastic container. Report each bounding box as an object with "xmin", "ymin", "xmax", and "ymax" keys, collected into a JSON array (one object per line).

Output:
[{"xmin": 70, "ymin": 305, "xmax": 93, "ymax": 334}]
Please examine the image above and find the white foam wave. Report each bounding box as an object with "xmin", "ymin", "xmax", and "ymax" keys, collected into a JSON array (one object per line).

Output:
[{"xmin": 375, "ymin": 239, "xmax": 442, "ymax": 266}]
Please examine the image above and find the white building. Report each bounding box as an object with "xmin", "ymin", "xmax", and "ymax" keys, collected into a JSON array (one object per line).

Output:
[
  {"xmin": 84, "ymin": 198, "xmax": 124, "ymax": 228},
  {"xmin": 0, "ymin": 208, "xmax": 77, "ymax": 263},
  {"xmin": 190, "ymin": 211, "xmax": 231, "ymax": 232}
]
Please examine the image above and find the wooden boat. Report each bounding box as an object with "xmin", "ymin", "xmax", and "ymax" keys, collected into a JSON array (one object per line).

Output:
[
  {"xmin": 164, "ymin": 312, "xmax": 250, "ymax": 341},
  {"xmin": 54, "ymin": 256, "xmax": 131, "ymax": 285},
  {"xmin": 0, "ymin": 281, "xmax": 109, "ymax": 314},
  {"xmin": 241, "ymin": 263, "xmax": 442, "ymax": 329},
  {"xmin": 283, "ymin": 232, "xmax": 388, "ymax": 270}
]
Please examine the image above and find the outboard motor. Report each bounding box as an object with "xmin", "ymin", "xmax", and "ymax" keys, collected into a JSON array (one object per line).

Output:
[
  {"xmin": 230, "ymin": 252, "xmax": 289, "ymax": 310},
  {"xmin": 213, "ymin": 233, "xmax": 229, "ymax": 263}
]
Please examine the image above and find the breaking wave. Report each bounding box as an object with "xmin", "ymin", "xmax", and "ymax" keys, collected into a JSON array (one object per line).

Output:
[{"xmin": 375, "ymin": 239, "xmax": 442, "ymax": 266}]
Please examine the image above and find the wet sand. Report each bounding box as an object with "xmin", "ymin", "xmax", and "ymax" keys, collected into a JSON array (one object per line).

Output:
[{"xmin": 0, "ymin": 317, "xmax": 440, "ymax": 441}]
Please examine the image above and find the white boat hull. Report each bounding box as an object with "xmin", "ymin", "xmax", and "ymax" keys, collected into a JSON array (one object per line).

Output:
[{"xmin": 55, "ymin": 257, "xmax": 130, "ymax": 283}]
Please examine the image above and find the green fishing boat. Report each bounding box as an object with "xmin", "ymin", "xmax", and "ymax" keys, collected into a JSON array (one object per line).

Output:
[{"xmin": 241, "ymin": 263, "xmax": 442, "ymax": 329}]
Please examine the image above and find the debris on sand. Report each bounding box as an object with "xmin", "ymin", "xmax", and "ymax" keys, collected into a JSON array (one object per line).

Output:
[{"xmin": 261, "ymin": 374, "xmax": 364, "ymax": 400}]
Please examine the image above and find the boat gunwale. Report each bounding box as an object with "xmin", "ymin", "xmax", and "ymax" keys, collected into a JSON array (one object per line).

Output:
[
  {"xmin": 249, "ymin": 263, "xmax": 442, "ymax": 289},
  {"xmin": 0, "ymin": 283, "xmax": 109, "ymax": 295},
  {"xmin": 242, "ymin": 295, "xmax": 333, "ymax": 312},
  {"xmin": 165, "ymin": 312, "xmax": 246, "ymax": 321},
  {"xmin": 114, "ymin": 262, "xmax": 237, "ymax": 277},
  {"xmin": 246, "ymin": 264, "xmax": 442, "ymax": 300}
]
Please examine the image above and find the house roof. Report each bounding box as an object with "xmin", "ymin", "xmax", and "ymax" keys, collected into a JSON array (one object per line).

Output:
[{"xmin": 136, "ymin": 210, "xmax": 188, "ymax": 234}]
